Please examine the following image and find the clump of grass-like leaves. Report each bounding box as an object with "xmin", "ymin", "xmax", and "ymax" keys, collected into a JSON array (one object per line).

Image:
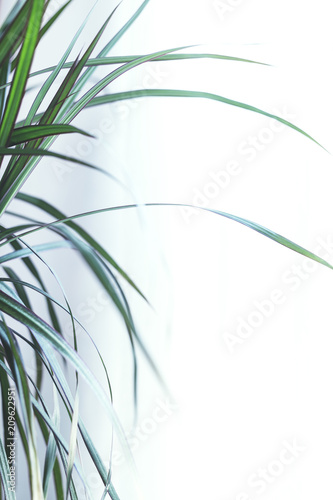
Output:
[{"xmin": 0, "ymin": 1, "xmax": 330, "ymax": 498}]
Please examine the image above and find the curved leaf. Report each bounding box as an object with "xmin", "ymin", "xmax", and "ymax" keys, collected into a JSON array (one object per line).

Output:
[
  {"xmin": 22, "ymin": 52, "xmax": 269, "ymax": 83},
  {"xmin": 0, "ymin": 437, "xmax": 15, "ymax": 500},
  {"xmin": 16, "ymin": 192, "xmax": 147, "ymax": 300},
  {"xmin": 9, "ymin": 124, "xmax": 92, "ymax": 146},
  {"xmin": 0, "ymin": 146, "xmax": 105, "ymax": 169},
  {"xmin": 0, "ymin": 1, "xmax": 30, "ymax": 67},
  {"xmin": 2, "ymin": 202, "xmax": 331, "ymax": 271},
  {"xmin": 86, "ymin": 89, "xmax": 324, "ymax": 149},
  {"xmin": 0, "ymin": 0, "xmax": 44, "ymax": 148}
]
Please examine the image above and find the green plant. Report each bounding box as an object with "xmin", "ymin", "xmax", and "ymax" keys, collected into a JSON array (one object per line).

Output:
[{"xmin": 0, "ymin": 0, "xmax": 330, "ymax": 499}]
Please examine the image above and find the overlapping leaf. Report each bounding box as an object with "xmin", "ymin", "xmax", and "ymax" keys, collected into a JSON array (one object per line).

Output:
[{"xmin": 0, "ymin": 0, "xmax": 329, "ymax": 498}]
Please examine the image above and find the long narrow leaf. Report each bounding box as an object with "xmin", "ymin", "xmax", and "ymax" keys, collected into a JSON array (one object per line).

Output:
[
  {"xmin": 66, "ymin": 392, "xmax": 79, "ymax": 499},
  {"xmin": 32, "ymin": 333, "xmax": 123, "ymax": 500},
  {"xmin": 66, "ymin": 0, "xmax": 149, "ymax": 99},
  {"xmin": 9, "ymin": 124, "xmax": 92, "ymax": 146},
  {"xmin": 0, "ymin": 319, "xmax": 44, "ymax": 498},
  {"xmin": 86, "ymin": 89, "xmax": 324, "ymax": 148},
  {"xmin": 0, "ymin": 225, "xmax": 65, "ymax": 339},
  {"xmin": 25, "ymin": 1, "xmax": 93, "ymax": 125},
  {"xmin": 2, "ymin": 203, "xmax": 331, "ymax": 271},
  {"xmin": 0, "ymin": 240, "xmax": 73, "ymax": 265},
  {"xmin": 107, "ymin": 0, "xmax": 151, "ymax": 51},
  {"xmin": 0, "ymin": 146, "xmax": 104, "ymax": 169},
  {"xmin": 2, "ymin": 266, "xmax": 45, "ymax": 394},
  {"xmin": 0, "ymin": 290, "xmax": 124, "ymax": 447},
  {"xmin": 0, "ymin": 59, "xmax": 10, "ymax": 120},
  {"xmin": 0, "ymin": 438, "xmax": 15, "ymax": 500},
  {"xmin": 31, "ymin": 52, "xmax": 269, "ymax": 77},
  {"xmin": 42, "ymin": 388, "xmax": 61, "ymax": 498},
  {"xmin": 39, "ymin": 1, "xmax": 72, "ymax": 41},
  {"xmin": 0, "ymin": 52, "xmax": 269, "ymax": 91},
  {"xmin": 0, "ymin": 0, "xmax": 44, "ymax": 147},
  {"xmin": 63, "ymin": 47, "xmax": 190, "ymax": 124},
  {"xmin": 16, "ymin": 192, "xmax": 147, "ymax": 299},
  {"xmin": 39, "ymin": 9, "xmax": 117, "ymax": 127},
  {"xmin": 0, "ymin": 1, "xmax": 30, "ymax": 67}
]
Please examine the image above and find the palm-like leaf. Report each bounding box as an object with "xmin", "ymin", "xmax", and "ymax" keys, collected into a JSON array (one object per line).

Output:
[{"xmin": 0, "ymin": 0, "xmax": 328, "ymax": 498}]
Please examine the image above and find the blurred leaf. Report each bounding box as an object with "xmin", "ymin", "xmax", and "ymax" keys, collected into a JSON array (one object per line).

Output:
[
  {"xmin": 107, "ymin": 0, "xmax": 151, "ymax": 51},
  {"xmin": 2, "ymin": 265, "xmax": 45, "ymax": 394},
  {"xmin": 66, "ymin": 391, "xmax": 79, "ymax": 499},
  {"xmin": 42, "ymin": 388, "xmax": 61, "ymax": 498},
  {"xmin": 0, "ymin": 146, "xmax": 104, "ymax": 169},
  {"xmin": 33, "ymin": 333, "xmax": 122, "ymax": 500},
  {"xmin": 0, "ymin": 318, "xmax": 44, "ymax": 498},
  {"xmin": 0, "ymin": 437, "xmax": 15, "ymax": 500},
  {"xmin": 17, "ymin": 192, "xmax": 147, "ymax": 299},
  {"xmin": 0, "ymin": 224, "xmax": 65, "ymax": 341},
  {"xmin": 0, "ymin": 240, "xmax": 73, "ymax": 265},
  {"xmin": 0, "ymin": 1, "xmax": 29, "ymax": 67},
  {"xmin": 0, "ymin": 58, "xmax": 10, "ymax": 120},
  {"xmin": 0, "ymin": 289, "xmax": 123, "ymax": 448},
  {"xmin": 39, "ymin": 1, "xmax": 72, "ymax": 41}
]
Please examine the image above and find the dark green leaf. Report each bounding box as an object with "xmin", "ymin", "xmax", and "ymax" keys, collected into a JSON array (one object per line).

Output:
[
  {"xmin": 17, "ymin": 192, "xmax": 147, "ymax": 300},
  {"xmin": 0, "ymin": 146, "xmax": 103, "ymax": 169},
  {"xmin": 9, "ymin": 124, "xmax": 93, "ymax": 146},
  {"xmin": 0, "ymin": 1, "xmax": 30, "ymax": 67},
  {"xmin": 0, "ymin": 0, "xmax": 44, "ymax": 147}
]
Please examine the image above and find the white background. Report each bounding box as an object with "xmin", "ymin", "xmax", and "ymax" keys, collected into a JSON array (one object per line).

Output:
[{"xmin": 2, "ymin": 0, "xmax": 333, "ymax": 499}]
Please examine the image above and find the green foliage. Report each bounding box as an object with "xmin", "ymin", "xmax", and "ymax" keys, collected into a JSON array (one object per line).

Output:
[{"xmin": 0, "ymin": 0, "xmax": 328, "ymax": 498}]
